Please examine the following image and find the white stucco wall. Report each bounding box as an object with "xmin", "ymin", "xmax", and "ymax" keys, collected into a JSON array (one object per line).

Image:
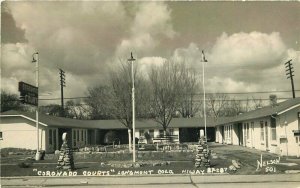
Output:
[
  {"xmin": 0, "ymin": 122, "xmax": 46, "ymax": 151},
  {"xmin": 215, "ymin": 126, "xmax": 222, "ymax": 144},
  {"xmin": 242, "ymin": 117, "xmax": 271, "ymax": 151},
  {"xmin": 232, "ymin": 124, "xmax": 239, "ymax": 145},
  {"xmin": 276, "ymin": 106, "xmax": 300, "ymax": 156},
  {"xmin": 215, "ymin": 106, "xmax": 300, "ymax": 157}
]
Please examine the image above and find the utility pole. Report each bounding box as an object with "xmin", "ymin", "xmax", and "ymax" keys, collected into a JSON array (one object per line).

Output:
[
  {"xmin": 59, "ymin": 69, "xmax": 66, "ymax": 116},
  {"xmin": 285, "ymin": 59, "xmax": 295, "ymax": 98},
  {"xmin": 32, "ymin": 52, "xmax": 39, "ymax": 160},
  {"xmin": 201, "ymin": 50, "xmax": 208, "ymax": 142},
  {"xmin": 128, "ymin": 52, "xmax": 136, "ymax": 163}
]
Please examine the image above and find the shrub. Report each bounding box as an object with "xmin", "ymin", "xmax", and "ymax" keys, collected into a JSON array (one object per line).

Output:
[
  {"xmin": 143, "ymin": 144, "xmax": 157, "ymax": 151},
  {"xmin": 18, "ymin": 159, "xmax": 33, "ymax": 168}
]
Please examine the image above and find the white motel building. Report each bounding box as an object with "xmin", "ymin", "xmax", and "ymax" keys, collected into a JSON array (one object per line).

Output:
[
  {"xmin": 1, "ymin": 97, "xmax": 299, "ymax": 157},
  {"xmin": 215, "ymin": 97, "xmax": 300, "ymax": 157},
  {"xmin": 0, "ymin": 110, "xmax": 216, "ymax": 153}
]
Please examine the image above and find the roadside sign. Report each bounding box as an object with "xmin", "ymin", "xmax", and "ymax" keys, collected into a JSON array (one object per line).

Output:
[{"xmin": 18, "ymin": 81, "xmax": 38, "ymax": 106}]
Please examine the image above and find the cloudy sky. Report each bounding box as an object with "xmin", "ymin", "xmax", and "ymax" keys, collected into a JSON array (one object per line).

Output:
[{"xmin": 1, "ymin": 1, "xmax": 300, "ymax": 105}]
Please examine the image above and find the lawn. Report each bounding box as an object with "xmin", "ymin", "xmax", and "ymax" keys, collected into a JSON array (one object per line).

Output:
[{"xmin": 1, "ymin": 143, "xmax": 300, "ymax": 177}]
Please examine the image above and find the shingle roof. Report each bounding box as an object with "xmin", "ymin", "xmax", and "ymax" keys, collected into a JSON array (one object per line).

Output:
[
  {"xmin": 0, "ymin": 110, "xmax": 224, "ymax": 129},
  {"xmin": 216, "ymin": 97, "xmax": 300, "ymax": 125}
]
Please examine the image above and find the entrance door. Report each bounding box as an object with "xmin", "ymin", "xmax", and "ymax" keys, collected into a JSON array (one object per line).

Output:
[
  {"xmin": 265, "ymin": 122, "xmax": 269, "ymax": 151},
  {"xmin": 237, "ymin": 123, "xmax": 243, "ymax": 146}
]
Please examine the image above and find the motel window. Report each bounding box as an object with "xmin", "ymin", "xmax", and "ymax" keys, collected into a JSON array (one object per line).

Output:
[
  {"xmin": 49, "ymin": 129, "xmax": 53, "ymax": 145},
  {"xmin": 53, "ymin": 129, "xmax": 57, "ymax": 150},
  {"xmin": 260, "ymin": 121, "xmax": 264, "ymax": 141},
  {"xmin": 168, "ymin": 128, "xmax": 174, "ymax": 135},
  {"xmin": 149, "ymin": 129, "xmax": 154, "ymax": 138},
  {"xmin": 76, "ymin": 130, "xmax": 79, "ymax": 142},
  {"xmin": 159, "ymin": 130, "xmax": 164, "ymax": 137},
  {"xmin": 271, "ymin": 117, "xmax": 277, "ymax": 141},
  {"xmin": 0, "ymin": 131, "xmax": 3, "ymax": 139},
  {"xmin": 73, "ymin": 130, "xmax": 76, "ymax": 146}
]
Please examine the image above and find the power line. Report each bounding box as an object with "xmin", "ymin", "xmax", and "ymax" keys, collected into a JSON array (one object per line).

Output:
[
  {"xmin": 195, "ymin": 90, "xmax": 300, "ymax": 95},
  {"xmin": 37, "ymin": 89, "xmax": 300, "ymax": 101},
  {"xmin": 37, "ymin": 97, "xmax": 294, "ymax": 103},
  {"xmin": 39, "ymin": 97, "xmax": 89, "ymax": 100},
  {"xmin": 4, "ymin": 97, "xmax": 295, "ymax": 104}
]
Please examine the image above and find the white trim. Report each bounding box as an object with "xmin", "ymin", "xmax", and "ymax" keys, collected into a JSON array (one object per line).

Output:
[
  {"xmin": 277, "ymin": 104, "xmax": 300, "ymax": 115},
  {"xmin": 0, "ymin": 114, "xmax": 48, "ymax": 127}
]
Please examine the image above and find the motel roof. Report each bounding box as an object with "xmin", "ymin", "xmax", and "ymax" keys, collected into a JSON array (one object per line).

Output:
[
  {"xmin": 215, "ymin": 97, "xmax": 300, "ymax": 125},
  {"xmin": 0, "ymin": 110, "xmax": 227, "ymax": 130}
]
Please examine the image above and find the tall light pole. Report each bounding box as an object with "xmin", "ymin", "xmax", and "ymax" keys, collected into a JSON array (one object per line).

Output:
[
  {"xmin": 32, "ymin": 52, "xmax": 39, "ymax": 160},
  {"xmin": 201, "ymin": 50, "xmax": 208, "ymax": 142},
  {"xmin": 128, "ymin": 52, "xmax": 136, "ymax": 163}
]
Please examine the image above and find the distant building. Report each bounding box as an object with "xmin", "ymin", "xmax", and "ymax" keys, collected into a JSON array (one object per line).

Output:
[
  {"xmin": 0, "ymin": 110, "xmax": 219, "ymax": 153},
  {"xmin": 215, "ymin": 98, "xmax": 300, "ymax": 157}
]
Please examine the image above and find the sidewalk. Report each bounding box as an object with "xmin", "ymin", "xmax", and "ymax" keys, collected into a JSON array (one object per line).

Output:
[{"xmin": 1, "ymin": 174, "xmax": 300, "ymax": 187}]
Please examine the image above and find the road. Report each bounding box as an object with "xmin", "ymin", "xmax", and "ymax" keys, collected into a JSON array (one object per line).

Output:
[{"xmin": 1, "ymin": 174, "xmax": 300, "ymax": 188}]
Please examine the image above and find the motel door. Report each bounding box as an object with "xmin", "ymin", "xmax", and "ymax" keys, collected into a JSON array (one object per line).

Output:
[
  {"xmin": 265, "ymin": 122, "xmax": 269, "ymax": 150},
  {"xmin": 48, "ymin": 128, "xmax": 58, "ymax": 152},
  {"xmin": 237, "ymin": 123, "xmax": 243, "ymax": 146}
]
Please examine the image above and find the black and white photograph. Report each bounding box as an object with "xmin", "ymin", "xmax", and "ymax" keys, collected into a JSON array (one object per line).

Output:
[{"xmin": 1, "ymin": 1, "xmax": 300, "ymax": 187}]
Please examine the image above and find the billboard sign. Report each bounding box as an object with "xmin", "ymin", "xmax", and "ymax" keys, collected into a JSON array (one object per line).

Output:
[{"xmin": 18, "ymin": 81, "xmax": 38, "ymax": 106}]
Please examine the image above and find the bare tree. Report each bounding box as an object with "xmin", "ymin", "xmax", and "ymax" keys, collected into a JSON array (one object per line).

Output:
[
  {"xmin": 206, "ymin": 93, "xmax": 228, "ymax": 118},
  {"xmin": 224, "ymin": 98, "xmax": 244, "ymax": 116},
  {"xmin": 148, "ymin": 60, "xmax": 183, "ymax": 132},
  {"xmin": 178, "ymin": 63, "xmax": 201, "ymax": 118},
  {"xmin": 109, "ymin": 60, "xmax": 151, "ymax": 149},
  {"xmin": 251, "ymin": 96, "xmax": 265, "ymax": 109}
]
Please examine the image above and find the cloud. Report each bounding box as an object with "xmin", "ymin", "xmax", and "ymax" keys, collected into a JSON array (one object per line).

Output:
[
  {"xmin": 138, "ymin": 56, "xmax": 166, "ymax": 77},
  {"xmin": 207, "ymin": 77, "xmax": 258, "ymax": 93},
  {"xmin": 1, "ymin": 10, "xmax": 28, "ymax": 44},
  {"xmin": 209, "ymin": 32, "xmax": 286, "ymax": 70},
  {"xmin": 115, "ymin": 2, "xmax": 175, "ymax": 57},
  {"xmin": 1, "ymin": 1, "xmax": 299, "ymax": 106},
  {"xmin": 1, "ymin": 1, "xmax": 128, "ymax": 105},
  {"xmin": 170, "ymin": 32, "xmax": 299, "ymax": 93},
  {"xmin": 172, "ymin": 43, "xmax": 202, "ymax": 72}
]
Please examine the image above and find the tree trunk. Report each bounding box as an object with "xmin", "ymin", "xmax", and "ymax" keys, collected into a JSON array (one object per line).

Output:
[{"xmin": 128, "ymin": 129, "xmax": 132, "ymax": 152}]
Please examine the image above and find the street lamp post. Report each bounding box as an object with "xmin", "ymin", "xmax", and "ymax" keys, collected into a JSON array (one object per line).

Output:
[
  {"xmin": 201, "ymin": 50, "xmax": 208, "ymax": 142},
  {"xmin": 128, "ymin": 52, "xmax": 136, "ymax": 163},
  {"xmin": 32, "ymin": 52, "xmax": 40, "ymax": 160}
]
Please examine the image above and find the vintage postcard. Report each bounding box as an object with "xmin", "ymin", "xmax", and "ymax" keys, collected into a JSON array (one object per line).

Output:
[{"xmin": 1, "ymin": 1, "xmax": 300, "ymax": 187}]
